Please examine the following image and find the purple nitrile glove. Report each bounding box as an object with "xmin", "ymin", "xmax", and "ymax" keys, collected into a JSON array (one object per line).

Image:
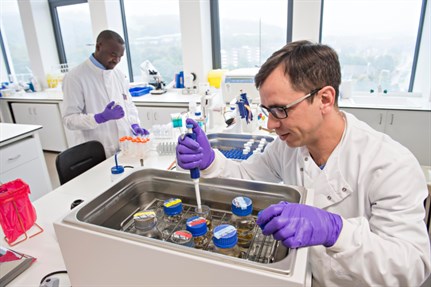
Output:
[
  {"xmin": 257, "ymin": 201, "xmax": 343, "ymax": 249},
  {"xmin": 94, "ymin": 101, "xmax": 125, "ymax": 124},
  {"xmin": 131, "ymin": 124, "xmax": 149, "ymax": 136},
  {"xmin": 176, "ymin": 118, "xmax": 215, "ymax": 170}
]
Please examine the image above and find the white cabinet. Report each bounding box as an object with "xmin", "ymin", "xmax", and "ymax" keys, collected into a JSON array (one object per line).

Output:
[
  {"xmin": 136, "ymin": 106, "xmax": 188, "ymax": 127},
  {"xmin": 11, "ymin": 102, "xmax": 68, "ymax": 152},
  {"xmin": 342, "ymin": 108, "xmax": 431, "ymax": 166},
  {"xmin": 0, "ymin": 126, "xmax": 52, "ymax": 202}
]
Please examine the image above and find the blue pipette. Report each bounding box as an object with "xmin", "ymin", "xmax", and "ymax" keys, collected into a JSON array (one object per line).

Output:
[{"xmin": 186, "ymin": 124, "xmax": 202, "ymax": 212}]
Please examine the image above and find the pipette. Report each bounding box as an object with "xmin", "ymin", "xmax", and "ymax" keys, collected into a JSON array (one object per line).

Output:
[{"xmin": 185, "ymin": 124, "xmax": 202, "ymax": 213}]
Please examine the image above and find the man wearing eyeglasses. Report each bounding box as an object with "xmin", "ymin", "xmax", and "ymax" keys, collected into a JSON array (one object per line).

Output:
[{"xmin": 176, "ymin": 40, "xmax": 430, "ymax": 286}]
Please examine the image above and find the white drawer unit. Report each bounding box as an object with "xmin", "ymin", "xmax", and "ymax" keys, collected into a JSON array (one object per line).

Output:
[
  {"xmin": 0, "ymin": 124, "xmax": 52, "ymax": 201},
  {"xmin": 11, "ymin": 102, "xmax": 68, "ymax": 152}
]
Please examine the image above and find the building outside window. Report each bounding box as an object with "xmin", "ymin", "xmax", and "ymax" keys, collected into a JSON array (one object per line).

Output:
[{"xmin": 321, "ymin": 0, "xmax": 424, "ymax": 93}]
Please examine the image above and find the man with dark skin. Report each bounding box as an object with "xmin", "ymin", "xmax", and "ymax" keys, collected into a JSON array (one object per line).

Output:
[{"xmin": 62, "ymin": 30, "xmax": 148, "ymax": 157}]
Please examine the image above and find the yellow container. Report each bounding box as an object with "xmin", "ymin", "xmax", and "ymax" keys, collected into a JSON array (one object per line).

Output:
[{"xmin": 207, "ymin": 69, "xmax": 228, "ymax": 89}]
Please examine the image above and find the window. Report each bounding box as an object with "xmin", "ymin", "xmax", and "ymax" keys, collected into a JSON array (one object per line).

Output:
[
  {"xmin": 212, "ymin": 0, "xmax": 290, "ymax": 70},
  {"xmin": 0, "ymin": 0, "xmax": 31, "ymax": 82},
  {"xmin": 321, "ymin": 0, "xmax": 424, "ymax": 93},
  {"xmin": 121, "ymin": 0, "xmax": 183, "ymax": 84},
  {"xmin": 49, "ymin": 0, "xmax": 93, "ymax": 69}
]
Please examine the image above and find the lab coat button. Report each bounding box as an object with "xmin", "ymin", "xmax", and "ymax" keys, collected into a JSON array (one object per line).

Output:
[
  {"xmin": 304, "ymin": 157, "xmax": 308, "ymax": 161},
  {"xmin": 342, "ymin": 187, "xmax": 347, "ymax": 192},
  {"xmin": 300, "ymin": 168, "xmax": 304, "ymax": 172},
  {"xmin": 327, "ymin": 195, "xmax": 332, "ymax": 200}
]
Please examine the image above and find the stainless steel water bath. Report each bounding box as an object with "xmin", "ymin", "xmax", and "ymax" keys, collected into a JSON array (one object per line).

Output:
[{"xmin": 54, "ymin": 168, "xmax": 312, "ymax": 286}]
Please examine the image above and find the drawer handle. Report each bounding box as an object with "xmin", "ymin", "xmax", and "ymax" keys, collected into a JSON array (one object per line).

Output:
[{"xmin": 8, "ymin": 154, "xmax": 21, "ymax": 161}]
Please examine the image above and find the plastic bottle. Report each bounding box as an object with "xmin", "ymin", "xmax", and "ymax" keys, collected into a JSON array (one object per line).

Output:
[
  {"xmin": 212, "ymin": 224, "xmax": 241, "ymax": 258},
  {"xmin": 111, "ymin": 165, "xmax": 125, "ymax": 182},
  {"xmin": 186, "ymin": 216, "xmax": 209, "ymax": 249},
  {"xmin": 230, "ymin": 196, "xmax": 255, "ymax": 248},
  {"xmin": 132, "ymin": 210, "xmax": 163, "ymax": 239}
]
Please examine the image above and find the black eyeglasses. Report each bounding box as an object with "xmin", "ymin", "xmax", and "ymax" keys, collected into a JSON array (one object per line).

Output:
[{"xmin": 260, "ymin": 88, "xmax": 322, "ymax": 119}]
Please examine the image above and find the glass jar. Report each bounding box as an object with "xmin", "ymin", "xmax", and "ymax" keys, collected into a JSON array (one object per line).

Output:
[
  {"xmin": 132, "ymin": 210, "xmax": 163, "ymax": 240},
  {"xmin": 186, "ymin": 216, "xmax": 209, "ymax": 249},
  {"xmin": 212, "ymin": 224, "xmax": 240, "ymax": 258},
  {"xmin": 194, "ymin": 205, "xmax": 212, "ymax": 231},
  {"xmin": 170, "ymin": 230, "xmax": 194, "ymax": 248},
  {"xmin": 163, "ymin": 198, "xmax": 183, "ymax": 224},
  {"xmin": 230, "ymin": 196, "xmax": 255, "ymax": 248}
]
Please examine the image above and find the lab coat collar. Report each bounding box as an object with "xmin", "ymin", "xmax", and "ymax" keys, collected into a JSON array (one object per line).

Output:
[
  {"xmin": 89, "ymin": 54, "xmax": 106, "ymax": 70},
  {"xmin": 301, "ymin": 115, "xmax": 353, "ymax": 209}
]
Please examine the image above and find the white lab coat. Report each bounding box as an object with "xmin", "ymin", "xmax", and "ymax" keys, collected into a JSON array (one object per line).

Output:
[
  {"xmin": 62, "ymin": 59, "xmax": 140, "ymax": 157},
  {"xmin": 203, "ymin": 112, "xmax": 431, "ymax": 286}
]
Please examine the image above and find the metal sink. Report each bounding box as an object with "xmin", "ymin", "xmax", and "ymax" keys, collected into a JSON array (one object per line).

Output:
[{"xmin": 57, "ymin": 168, "xmax": 311, "ymax": 285}]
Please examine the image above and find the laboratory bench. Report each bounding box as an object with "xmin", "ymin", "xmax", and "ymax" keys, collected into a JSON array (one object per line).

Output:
[
  {"xmin": 0, "ymin": 90, "xmax": 201, "ymax": 153},
  {"xmin": 0, "ymin": 150, "xmax": 176, "ymax": 286}
]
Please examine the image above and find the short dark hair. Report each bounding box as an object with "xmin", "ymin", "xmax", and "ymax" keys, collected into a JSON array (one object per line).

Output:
[
  {"xmin": 255, "ymin": 40, "xmax": 341, "ymax": 101},
  {"xmin": 96, "ymin": 30, "xmax": 125, "ymax": 45}
]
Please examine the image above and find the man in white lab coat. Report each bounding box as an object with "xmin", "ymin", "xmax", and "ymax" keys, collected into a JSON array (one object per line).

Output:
[
  {"xmin": 176, "ymin": 40, "xmax": 431, "ymax": 286},
  {"xmin": 62, "ymin": 30, "xmax": 148, "ymax": 157}
]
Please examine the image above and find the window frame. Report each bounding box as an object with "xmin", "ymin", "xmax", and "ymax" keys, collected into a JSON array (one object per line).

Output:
[{"xmin": 48, "ymin": 0, "xmax": 88, "ymax": 66}]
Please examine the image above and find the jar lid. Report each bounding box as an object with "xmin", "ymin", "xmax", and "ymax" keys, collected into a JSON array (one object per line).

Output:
[
  {"xmin": 111, "ymin": 165, "xmax": 125, "ymax": 174},
  {"xmin": 171, "ymin": 230, "xmax": 194, "ymax": 247},
  {"xmin": 231, "ymin": 196, "xmax": 252, "ymax": 216},
  {"xmin": 163, "ymin": 198, "xmax": 183, "ymax": 216},
  {"xmin": 133, "ymin": 210, "xmax": 157, "ymax": 230},
  {"xmin": 186, "ymin": 216, "xmax": 207, "ymax": 237},
  {"xmin": 212, "ymin": 224, "xmax": 238, "ymax": 248}
]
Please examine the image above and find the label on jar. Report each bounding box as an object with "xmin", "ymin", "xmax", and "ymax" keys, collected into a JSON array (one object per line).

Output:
[
  {"xmin": 172, "ymin": 230, "xmax": 192, "ymax": 240},
  {"xmin": 214, "ymin": 225, "xmax": 236, "ymax": 239},
  {"xmin": 233, "ymin": 197, "xmax": 248, "ymax": 209},
  {"xmin": 187, "ymin": 217, "xmax": 207, "ymax": 227},
  {"xmin": 134, "ymin": 211, "xmax": 155, "ymax": 219},
  {"xmin": 164, "ymin": 198, "xmax": 182, "ymax": 207}
]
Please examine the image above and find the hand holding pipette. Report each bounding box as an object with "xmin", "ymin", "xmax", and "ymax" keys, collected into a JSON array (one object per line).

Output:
[
  {"xmin": 176, "ymin": 119, "xmax": 215, "ymax": 171},
  {"xmin": 176, "ymin": 119, "xmax": 215, "ymax": 213}
]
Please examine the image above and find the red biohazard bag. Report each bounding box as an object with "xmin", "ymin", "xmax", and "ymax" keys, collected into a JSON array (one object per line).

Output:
[{"xmin": 0, "ymin": 179, "xmax": 43, "ymax": 246}]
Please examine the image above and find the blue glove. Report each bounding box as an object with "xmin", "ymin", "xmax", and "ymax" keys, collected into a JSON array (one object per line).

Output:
[
  {"xmin": 131, "ymin": 124, "xmax": 149, "ymax": 136},
  {"xmin": 176, "ymin": 118, "xmax": 215, "ymax": 170},
  {"xmin": 257, "ymin": 201, "xmax": 343, "ymax": 248},
  {"xmin": 94, "ymin": 101, "xmax": 125, "ymax": 124}
]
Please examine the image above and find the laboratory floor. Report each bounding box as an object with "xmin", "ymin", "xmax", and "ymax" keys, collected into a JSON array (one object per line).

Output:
[{"xmin": 43, "ymin": 151, "xmax": 60, "ymax": 189}]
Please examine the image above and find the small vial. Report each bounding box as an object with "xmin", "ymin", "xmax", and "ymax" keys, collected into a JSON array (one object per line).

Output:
[
  {"xmin": 186, "ymin": 216, "xmax": 209, "ymax": 249},
  {"xmin": 194, "ymin": 205, "xmax": 213, "ymax": 231},
  {"xmin": 170, "ymin": 230, "xmax": 194, "ymax": 248},
  {"xmin": 212, "ymin": 224, "xmax": 241, "ymax": 258},
  {"xmin": 230, "ymin": 196, "xmax": 255, "ymax": 248},
  {"xmin": 132, "ymin": 210, "xmax": 163, "ymax": 240}
]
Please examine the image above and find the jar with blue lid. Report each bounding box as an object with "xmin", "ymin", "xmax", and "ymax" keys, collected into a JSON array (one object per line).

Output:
[
  {"xmin": 186, "ymin": 216, "xmax": 209, "ymax": 249},
  {"xmin": 212, "ymin": 224, "xmax": 240, "ymax": 258},
  {"xmin": 230, "ymin": 196, "xmax": 255, "ymax": 248},
  {"xmin": 163, "ymin": 198, "xmax": 183, "ymax": 224}
]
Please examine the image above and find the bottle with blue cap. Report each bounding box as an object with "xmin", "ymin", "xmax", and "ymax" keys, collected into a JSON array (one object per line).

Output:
[
  {"xmin": 212, "ymin": 224, "xmax": 240, "ymax": 258},
  {"xmin": 186, "ymin": 216, "xmax": 209, "ymax": 249},
  {"xmin": 230, "ymin": 196, "xmax": 256, "ymax": 248}
]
